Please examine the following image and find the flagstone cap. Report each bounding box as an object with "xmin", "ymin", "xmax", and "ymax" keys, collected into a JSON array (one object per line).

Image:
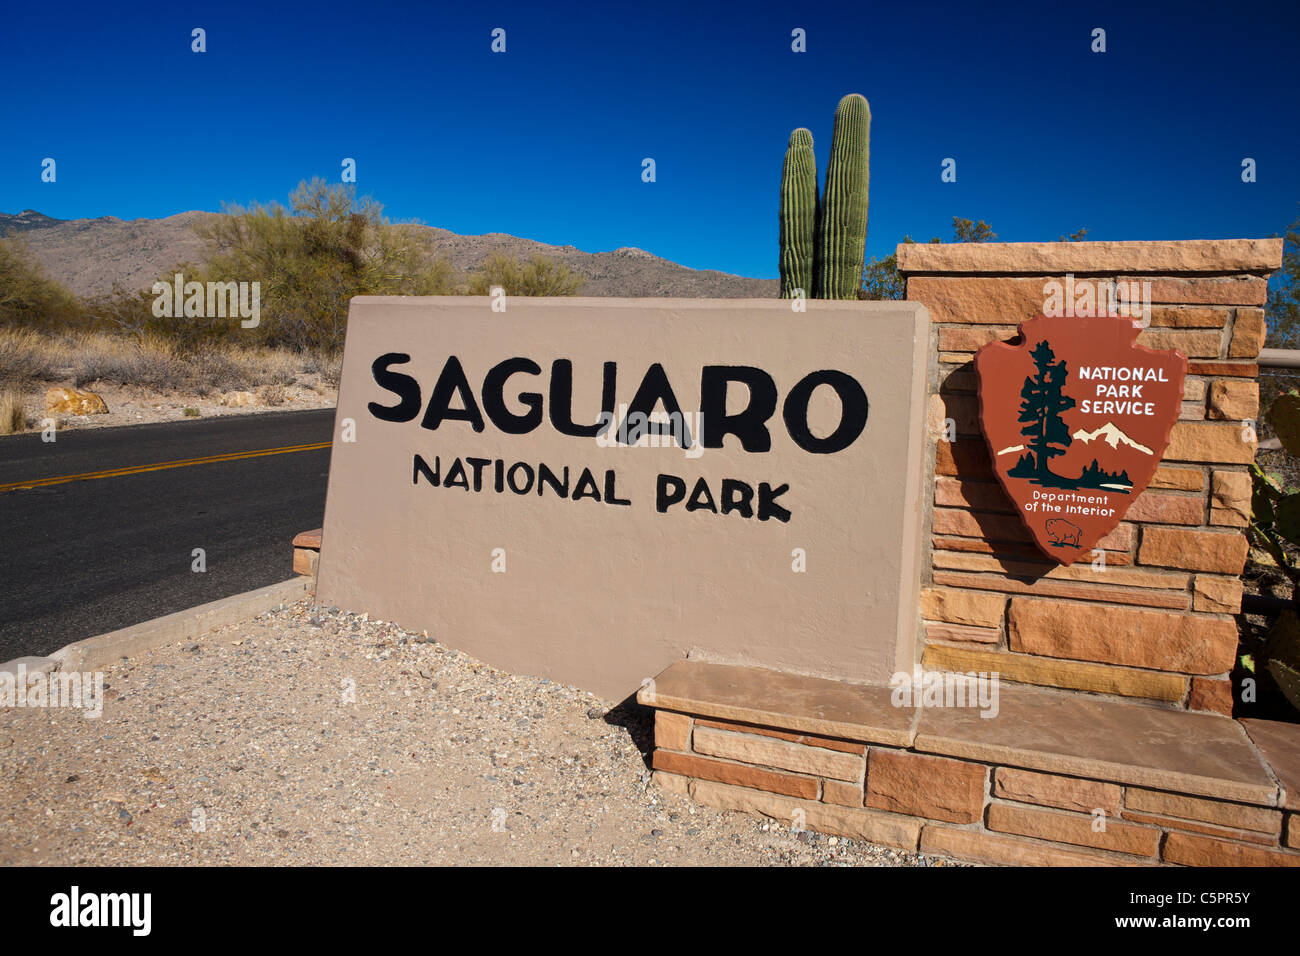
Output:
[
  {"xmin": 896, "ymin": 239, "xmax": 1283, "ymax": 276},
  {"xmin": 914, "ymin": 683, "xmax": 1278, "ymax": 805},
  {"xmin": 292, "ymin": 528, "xmax": 323, "ymax": 549},
  {"xmin": 638, "ymin": 660, "xmax": 917, "ymax": 747},
  {"xmin": 1241, "ymin": 718, "xmax": 1300, "ymax": 810},
  {"xmin": 642, "ymin": 660, "xmax": 1283, "ymax": 807}
]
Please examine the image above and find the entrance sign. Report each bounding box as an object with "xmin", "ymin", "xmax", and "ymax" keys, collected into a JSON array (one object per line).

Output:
[
  {"xmin": 317, "ymin": 297, "xmax": 931, "ymax": 698},
  {"xmin": 974, "ymin": 314, "xmax": 1187, "ymax": 565}
]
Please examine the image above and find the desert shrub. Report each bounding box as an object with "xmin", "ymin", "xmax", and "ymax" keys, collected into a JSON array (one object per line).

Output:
[
  {"xmin": 183, "ymin": 406, "xmax": 199, "ymax": 417},
  {"xmin": 0, "ymin": 389, "xmax": 25, "ymax": 434},
  {"xmin": 191, "ymin": 348, "xmax": 251, "ymax": 393},
  {"xmin": 0, "ymin": 235, "xmax": 86, "ymax": 331},
  {"xmin": 0, "ymin": 328, "xmax": 66, "ymax": 386},
  {"xmin": 71, "ymin": 334, "xmax": 195, "ymax": 391},
  {"xmin": 186, "ymin": 179, "xmax": 460, "ymax": 352},
  {"xmin": 81, "ymin": 285, "xmax": 155, "ymax": 340},
  {"xmin": 467, "ymin": 253, "xmax": 585, "ymax": 297},
  {"xmin": 259, "ymin": 384, "xmax": 288, "ymax": 406},
  {"xmin": 251, "ymin": 349, "xmax": 300, "ymax": 386},
  {"xmin": 301, "ymin": 351, "xmax": 342, "ymax": 387}
]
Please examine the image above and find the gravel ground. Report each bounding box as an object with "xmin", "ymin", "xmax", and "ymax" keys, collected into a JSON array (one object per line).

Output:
[{"xmin": 0, "ymin": 601, "xmax": 957, "ymax": 867}]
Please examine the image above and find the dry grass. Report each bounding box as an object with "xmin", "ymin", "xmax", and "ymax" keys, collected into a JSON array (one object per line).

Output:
[
  {"xmin": 259, "ymin": 384, "xmax": 288, "ymax": 406},
  {"xmin": 0, "ymin": 390, "xmax": 24, "ymax": 435},
  {"xmin": 0, "ymin": 329, "xmax": 64, "ymax": 387},
  {"xmin": 0, "ymin": 328, "xmax": 339, "ymax": 395}
]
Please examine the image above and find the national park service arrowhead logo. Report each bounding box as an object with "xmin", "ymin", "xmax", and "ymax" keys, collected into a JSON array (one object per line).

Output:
[{"xmin": 974, "ymin": 314, "xmax": 1187, "ymax": 566}]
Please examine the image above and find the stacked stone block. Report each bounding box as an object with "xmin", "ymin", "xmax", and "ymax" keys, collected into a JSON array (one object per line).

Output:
[{"xmin": 899, "ymin": 240, "xmax": 1283, "ymax": 715}]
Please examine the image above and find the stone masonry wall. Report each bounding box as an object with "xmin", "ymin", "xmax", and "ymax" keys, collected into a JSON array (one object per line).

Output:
[
  {"xmin": 650, "ymin": 708, "xmax": 1300, "ymax": 866},
  {"xmin": 898, "ymin": 240, "xmax": 1284, "ymax": 715}
]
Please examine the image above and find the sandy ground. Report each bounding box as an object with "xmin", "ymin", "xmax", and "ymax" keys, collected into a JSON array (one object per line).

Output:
[
  {"xmin": 0, "ymin": 600, "xmax": 958, "ymax": 867},
  {"xmin": 15, "ymin": 381, "xmax": 338, "ymax": 433}
]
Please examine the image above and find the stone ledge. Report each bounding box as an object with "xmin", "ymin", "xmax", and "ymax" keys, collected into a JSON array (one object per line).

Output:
[
  {"xmin": 293, "ymin": 528, "xmax": 323, "ymax": 549},
  {"xmin": 644, "ymin": 661, "xmax": 1281, "ymax": 807},
  {"xmin": 915, "ymin": 683, "xmax": 1277, "ymax": 805},
  {"xmin": 1242, "ymin": 719, "xmax": 1300, "ymax": 810},
  {"xmin": 638, "ymin": 661, "xmax": 916, "ymax": 747},
  {"xmin": 921, "ymin": 822, "xmax": 1148, "ymax": 866},
  {"xmin": 897, "ymin": 239, "xmax": 1283, "ymax": 276},
  {"xmin": 689, "ymin": 778, "xmax": 923, "ymax": 850}
]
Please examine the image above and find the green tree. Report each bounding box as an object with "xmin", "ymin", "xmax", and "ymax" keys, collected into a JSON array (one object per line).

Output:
[
  {"xmin": 467, "ymin": 253, "xmax": 585, "ymax": 297},
  {"xmin": 182, "ymin": 179, "xmax": 458, "ymax": 352},
  {"xmin": 1268, "ymin": 207, "xmax": 1300, "ymax": 348},
  {"xmin": 951, "ymin": 217, "xmax": 997, "ymax": 243},
  {"xmin": 1018, "ymin": 340, "xmax": 1075, "ymax": 481},
  {"xmin": 858, "ymin": 223, "xmax": 984, "ymax": 300},
  {"xmin": 0, "ymin": 233, "xmax": 85, "ymax": 330},
  {"xmin": 859, "ymin": 251, "xmax": 905, "ymax": 300}
]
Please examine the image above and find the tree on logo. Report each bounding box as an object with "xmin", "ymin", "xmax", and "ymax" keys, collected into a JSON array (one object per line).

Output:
[{"xmin": 1016, "ymin": 340, "xmax": 1074, "ymax": 482}]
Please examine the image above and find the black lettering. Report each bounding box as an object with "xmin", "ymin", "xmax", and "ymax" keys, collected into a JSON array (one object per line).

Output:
[
  {"xmin": 537, "ymin": 463, "xmax": 569, "ymax": 497},
  {"xmin": 720, "ymin": 478, "xmax": 754, "ymax": 517},
  {"xmin": 466, "ymin": 457, "xmax": 491, "ymax": 491},
  {"xmin": 618, "ymin": 363, "xmax": 690, "ymax": 446},
  {"xmin": 758, "ymin": 482, "xmax": 792, "ymax": 522},
  {"xmin": 656, "ymin": 474, "xmax": 687, "ymax": 513},
  {"xmin": 572, "ymin": 468, "xmax": 602, "ymax": 502},
  {"xmin": 686, "ymin": 477, "xmax": 718, "ymax": 513},
  {"xmin": 369, "ymin": 353, "xmax": 421, "ymax": 422},
  {"xmin": 421, "ymin": 356, "xmax": 485, "ymax": 432},
  {"xmin": 782, "ymin": 370, "xmax": 868, "ymax": 454},
  {"xmin": 443, "ymin": 458, "xmax": 469, "ymax": 490},
  {"xmin": 700, "ymin": 366, "xmax": 777, "ymax": 451},
  {"xmin": 482, "ymin": 358, "xmax": 543, "ymax": 434},
  {"xmin": 413, "ymin": 453, "xmax": 440, "ymax": 486},
  {"xmin": 506, "ymin": 462, "xmax": 535, "ymax": 494},
  {"xmin": 604, "ymin": 469, "xmax": 631, "ymax": 506},
  {"xmin": 550, "ymin": 360, "xmax": 617, "ymax": 438}
]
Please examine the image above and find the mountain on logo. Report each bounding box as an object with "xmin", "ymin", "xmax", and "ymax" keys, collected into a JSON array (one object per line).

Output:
[{"xmin": 1071, "ymin": 422, "xmax": 1153, "ymax": 456}]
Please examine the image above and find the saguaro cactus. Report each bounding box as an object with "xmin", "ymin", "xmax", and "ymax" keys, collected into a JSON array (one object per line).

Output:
[
  {"xmin": 815, "ymin": 94, "xmax": 871, "ymax": 300},
  {"xmin": 779, "ymin": 128, "xmax": 817, "ymax": 299},
  {"xmin": 778, "ymin": 94, "xmax": 871, "ymax": 301}
]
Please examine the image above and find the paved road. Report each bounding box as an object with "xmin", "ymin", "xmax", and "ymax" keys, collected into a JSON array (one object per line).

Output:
[{"xmin": 0, "ymin": 409, "xmax": 334, "ymax": 661}]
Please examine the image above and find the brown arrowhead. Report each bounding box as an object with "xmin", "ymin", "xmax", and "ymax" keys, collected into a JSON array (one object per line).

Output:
[{"xmin": 974, "ymin": 314, "xmax": 1187, "ymax": 565}]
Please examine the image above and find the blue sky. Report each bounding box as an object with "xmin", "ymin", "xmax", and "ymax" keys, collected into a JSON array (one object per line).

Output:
[{"xmin": 2, "ymin": 0, "xmax": 1297, "ymax": 279}]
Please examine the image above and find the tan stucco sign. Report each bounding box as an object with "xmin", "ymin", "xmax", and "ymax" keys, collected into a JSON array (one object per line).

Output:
[{"xmin": 316, "ymin": 297, "xmax": 930, "ymax": 699}]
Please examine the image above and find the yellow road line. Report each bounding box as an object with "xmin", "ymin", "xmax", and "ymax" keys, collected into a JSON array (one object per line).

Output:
[{"xmin": 0, "ymin": 440, "xmax": 333, "ymax": 493}]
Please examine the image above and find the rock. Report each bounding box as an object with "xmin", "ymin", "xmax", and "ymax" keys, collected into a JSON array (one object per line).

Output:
[
  {"xmin": 920, "ymin": 587, "xmax": 1006, "ymax": 628},
  {"xmin": 220, "ymin": 390, "xmax": 257, "ymax": 407},
  {"xmin": 1207, "ymin": 380, "xmax": 1259, "ymax": 422},
  {"xmin": 897, "ymin": 238, "xmax": 1283, "ymax": 276},
  {"xmin": 45, "ymin": 387, "xmax": 108, "ymax": 416},
  {"xmin": 1229, "ymin": 308, "xmax": 1267, "ymax": 359},
  {"xmin": 1008, "ymin": 596, "xmax": 1238, "ymax": 673},
  {"xmin": 1138, "ymin": 527, "xmax": 1249, "ymax": 574},
  {"xmin": 1166, "ymin": 422, "xmax": 1256, "ymax": 464}
]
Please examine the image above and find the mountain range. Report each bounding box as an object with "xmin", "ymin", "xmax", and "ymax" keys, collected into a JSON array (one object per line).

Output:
[
  {"xmin": 1071, "ymin": 422, "xmax": 1154, "ymax": 455},
  {"xmin": 1, "ymin": 210, "xmax": 780, "ymax": 300}
]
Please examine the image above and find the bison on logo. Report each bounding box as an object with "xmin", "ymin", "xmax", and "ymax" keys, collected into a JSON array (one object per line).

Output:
[{"xmin": 974, "ymin": 314, "xmax": 1187, "ymax": 566}]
